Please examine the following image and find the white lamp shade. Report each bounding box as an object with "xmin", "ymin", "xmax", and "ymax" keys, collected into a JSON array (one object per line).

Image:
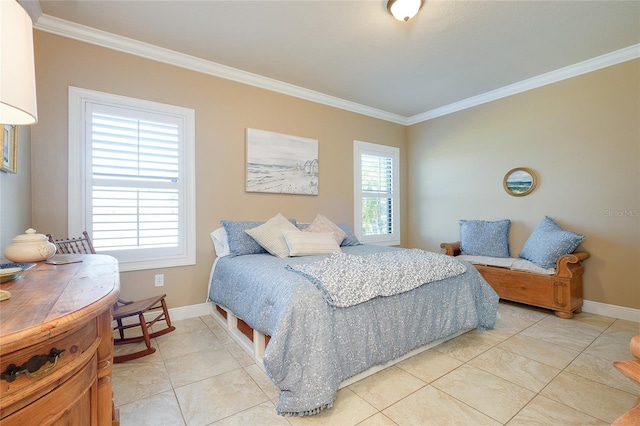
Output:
[
  {"xmin": 388, "ymin": 0, "xmax": 423, "ymax": 22},
  {"xmin": 0, "ymin": 0, "xmax": 38, "ymax": 124}
]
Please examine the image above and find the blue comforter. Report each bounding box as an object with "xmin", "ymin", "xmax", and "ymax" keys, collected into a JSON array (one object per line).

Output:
[{"xmin": 209, "ymin": 245, "xmax": 498, "ymax": 415}]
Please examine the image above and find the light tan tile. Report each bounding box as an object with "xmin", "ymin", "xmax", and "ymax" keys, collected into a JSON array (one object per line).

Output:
[
  {"xmin": 175, "ymin": 368, "xmax": 269, "ymax": 425},
  {"xmin": 434, "ymin": 333, "xmax": 493, "ymax": 362},
  {"xmin": 520, "ymin": 316, "xmax": 602, "ymax": 352},
  {"xmin": 348, "ymin": 366, "xmax": 425, "ymax": 410},
  {"xmin": 287, "ymin": 388, "xmax": 378, "ymax": 426},
  {"xmin": 396, "ymin": 347, "xmax": 463, "ymax": 383},
  {"xmin": 224, "ymin": 340, "xmax": 256, "ymax": 367},
  {"xmin": 113, "ymin": 338, "xmax": 163, "ymax": 365},
  {"xmin": 566, "ymin": 353, "xmax": 640, "ymax": 395},
  {"xmin": 497, "ymin": 334, "xmax": 579, "ymax": 369},
  {"xmin": 465, "ymin": 326, "xmax": 510, "ymax": 346},
  {"xmin": 571, "ymin": 311, "xmax": 616, "ymax": 329},
  {"xmin": 245, "ymin": 363, "xmax": 281, "ymax": 400},
  {"xmin": 608, "ymin": 319, "xmax": 640, "ymax": 333},
  {"xmin": 469, "ymin": 346, "xmax": 560, "ymax": 392},
  {"xmin": 497, "ymin": 301, "xmax": 549, "ymax": 325},
  {"xmin": 212, "ymin": 401, "xmax": 291, "ymax": 425},
  {"xmin": 156, "ymin": 327, "xmax": 223, "ymax": 360},
  {"xmin": 155, "ymin": 316, "xmax": 208, "ymax": 335},
  {"xmin": 357, "ymin": 412, "xmax": 398, "ymax": 426},
  {"xmin": 112, "ymin": 361, "xmax": 172, "ymax": 407},
  {"xmin": 199, "ymin": 313, "xmax": 220, "ymax": 329},
  {"xmin": 164, "ymin": 347, "xmax": 241, "ymax": 388},
  {"xmin": 111, "ymin": 307, "xmax": 634, "ymax": 425},
  {"xmin": 584, "ymin": 328, "xmax": 638, "ymax": 363},
  {"xmin": 432, "ymin": 365, "xmax": 535, "ymax": 423},
  {"xmin": 508, "ymin": 395, "xmax": 608, "ymax": 426},
  {"xmin": 383, "ymin": 385, "xmax": 501, "ymax": 426},
  {"xmin": 117, "ymin": 390, "xmax": 186, "ymax": 425},
  {"xmin": 540, "ymin": 371, "xmax": 638, "ymax": 423}
]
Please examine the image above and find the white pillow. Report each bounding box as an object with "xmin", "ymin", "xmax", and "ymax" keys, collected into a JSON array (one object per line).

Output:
[
  {"xmin": 245, "ymin": 213, "xmax": 300, "ymax": 258},
  {"xmin": 210, "ymin": 227, "xmax": 230, "ymax": 257},
  {"xmin": 283, "ymin": 230, "xmax": 341, "ymax": 257},
  {"xmin": 303, "ymin": 213, "xmax": 347, "ymax": 245},
  {"xmin": 510, "ymin": 259, "xmax": 555, "ymax": 275}
]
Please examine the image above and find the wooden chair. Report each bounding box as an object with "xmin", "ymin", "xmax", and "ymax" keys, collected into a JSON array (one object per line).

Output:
[
  {"xmin": 613, "ymin": 330, "xmax": 640, "ymax": 425},
  {"xmin": 47, "ymin": 232, "xmax": 176, "ymax": 363}
]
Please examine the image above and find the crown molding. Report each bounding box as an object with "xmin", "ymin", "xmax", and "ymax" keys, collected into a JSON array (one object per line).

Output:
[
  {"xmin": 34, "ymin": 14, "xmax": 409, "ymax": 126},
  {"xmin": 408, "ymin": 43, "xmax": 640, "ymax": 125},
  {"xmin": 34, "ymin": 14, "xmax": 637, "ymax": 127}
]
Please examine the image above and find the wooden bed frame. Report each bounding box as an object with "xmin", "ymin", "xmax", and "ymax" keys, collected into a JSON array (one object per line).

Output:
[{"xmin": 440, "ymin": 241, "xmax": 589, "ymax": 319}]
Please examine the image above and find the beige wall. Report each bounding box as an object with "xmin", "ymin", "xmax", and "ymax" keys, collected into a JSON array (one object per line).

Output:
[
  {"xmin": 407, "ymin": 59, "xmax": 640, "ymax": 309},
  {"xmin": 0, "ymin": 126, "xmax": 32, "ymax": 255},
  {"xmin": 18, "ymin": 30, "xmax": 640, "ymax": 311},
  {"xmin": 30, "ymin": 31, "xmax": 407, "ymax": 307}
]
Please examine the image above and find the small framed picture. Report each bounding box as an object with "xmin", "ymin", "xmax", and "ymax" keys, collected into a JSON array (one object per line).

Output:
[{"xmin": 1, "ymin": 124, "xmax": 17, "ymax": 173}]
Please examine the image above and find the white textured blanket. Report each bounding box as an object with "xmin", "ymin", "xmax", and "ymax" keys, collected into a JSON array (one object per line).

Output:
[{"xmin": 287, "ymin": 249, "xmax": 467, "ymax": 308}]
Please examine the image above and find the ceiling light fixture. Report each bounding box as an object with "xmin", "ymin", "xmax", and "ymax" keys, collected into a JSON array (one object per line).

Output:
[{"xmin": 387, "ymin": 0, "xmax": 423, "ymax": 22}]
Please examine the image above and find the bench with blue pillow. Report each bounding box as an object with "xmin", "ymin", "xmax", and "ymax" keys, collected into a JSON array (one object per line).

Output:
[{"xmin": 441, "ymin": 217, "xmax": 589, "ymax": 319}]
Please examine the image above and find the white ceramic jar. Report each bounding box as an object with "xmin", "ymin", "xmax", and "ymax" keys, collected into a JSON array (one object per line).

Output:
[{"xmin": 4, "ymin": 228, "xmax": 57, "ymax": 262}]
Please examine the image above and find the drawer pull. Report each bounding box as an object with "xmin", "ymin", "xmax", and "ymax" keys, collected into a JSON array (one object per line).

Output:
[{"xmin": 1, "ymin": 348, "xmax": 65, "ymax": 382}]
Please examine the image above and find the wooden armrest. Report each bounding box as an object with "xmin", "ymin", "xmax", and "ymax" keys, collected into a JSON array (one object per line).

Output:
[
  {"xmin": 440, "ymin": 241, "xmax": 461, "ymax": 256},
  {"xmin": 614, "ymin": 359, "xmax": 640, "ymax": 386},
  {"xmin": 631, "ymin": 335, "xmax": 640, "ymax": 359},
  {"xmin": 555, "ymin": 251, "xmax": 589, "ymax": 278}
]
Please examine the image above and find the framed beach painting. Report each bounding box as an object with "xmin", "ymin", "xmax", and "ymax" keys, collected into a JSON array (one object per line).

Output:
[
  {"xmin": 246, "ymin": 128, "xmax": 318, "ymax": 195},
  {"xmin": 1, "ymin": 124, "xmax": 17, "ymax": 174}
]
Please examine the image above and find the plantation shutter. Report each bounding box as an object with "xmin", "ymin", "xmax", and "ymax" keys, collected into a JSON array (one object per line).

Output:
[
  {"xmin": 360, "ymin": 153, "xmax": 394, "ymax": 236},
  {"xmin": 87, "ymin": 103, "xmax": 183, "ymax": 256}
]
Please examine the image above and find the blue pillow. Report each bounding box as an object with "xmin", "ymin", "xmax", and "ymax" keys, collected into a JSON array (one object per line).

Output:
[
  {"xmin": 459, "ymin": 219, "xmax": 511, "ymax": 258},
  {"xmin": 221, "ymin": 220, "xmax": 267, "ymax": 256},
  {"xmin": 337, "ymin": 223, "xmax": 361, "ymax": 246},
  {"xmin": 519, "ymin": 216, "xmax": 585, "ymax": 269}
]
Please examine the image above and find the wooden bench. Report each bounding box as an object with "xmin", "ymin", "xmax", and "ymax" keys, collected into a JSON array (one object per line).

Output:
[{"xmin": 441, "ymin": 241, "xmax": 589, "ymax": 319}]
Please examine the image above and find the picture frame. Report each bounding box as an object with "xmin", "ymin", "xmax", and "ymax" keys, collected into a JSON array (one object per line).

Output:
[
  {"xmin": 503, "ymin": 167, "xmax": 537, "ymax": 197},
  {"xmin": 246, "ymin": 128, "xmax": 319, "ymax": 195},
  {"xmin": 1, "ymin": 124, "xmax": 17, "ymax": 174}
]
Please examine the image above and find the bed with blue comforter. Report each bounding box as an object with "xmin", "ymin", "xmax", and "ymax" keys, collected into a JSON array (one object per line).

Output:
[{"xmin": 208, "ymin": 244, "xmax": 498, "ymax": 416}]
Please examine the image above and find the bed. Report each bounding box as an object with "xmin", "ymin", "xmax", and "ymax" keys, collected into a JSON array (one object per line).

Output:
[{"xmin": 207, "ymin": 218, "xmax": 499, "ymax": 416}]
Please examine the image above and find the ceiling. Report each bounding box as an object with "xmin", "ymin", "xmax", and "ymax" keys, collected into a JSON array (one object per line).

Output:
[{"xmin": 32, "ymin": 1, "xmax": 640, "ymax": 122}]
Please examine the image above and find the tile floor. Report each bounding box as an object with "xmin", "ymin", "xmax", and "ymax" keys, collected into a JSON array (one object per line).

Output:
[{"xmin": 112, "ymin": 301, "xmax": 639, "ymax": 425}]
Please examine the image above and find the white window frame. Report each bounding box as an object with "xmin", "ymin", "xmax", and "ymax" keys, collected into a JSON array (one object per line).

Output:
[
  {"xmin": 353, "ymin": 140, "xmax": 400, "ymax": 246},
  {"xmin": 68, "ymin": 86, "xmax": 196, "ymax": 272}
]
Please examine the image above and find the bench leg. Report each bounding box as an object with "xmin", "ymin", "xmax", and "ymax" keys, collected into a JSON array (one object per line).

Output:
[{"xmin": 555, "ymin": 310, "xmax": 574, "ymax": 319}]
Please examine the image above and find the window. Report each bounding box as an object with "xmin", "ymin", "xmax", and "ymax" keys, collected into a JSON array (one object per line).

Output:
[
  {"xmin": 354, "ymin": 140, "xmax": 400, "ymax": 245},
  {"xmin": 68, "ymin": 87, "xmax": 195, "ymax": 272}
]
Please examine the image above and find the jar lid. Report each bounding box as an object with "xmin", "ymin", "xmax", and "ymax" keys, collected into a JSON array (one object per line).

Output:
[{"xmin": 12, "ymin": 228, "xmax": 48, "ymax": 243}]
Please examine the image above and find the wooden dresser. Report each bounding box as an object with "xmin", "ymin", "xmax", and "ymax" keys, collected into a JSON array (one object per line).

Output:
[{"xmin": 0, "ymin": 254, "xmax": 120, "ymax": 425}]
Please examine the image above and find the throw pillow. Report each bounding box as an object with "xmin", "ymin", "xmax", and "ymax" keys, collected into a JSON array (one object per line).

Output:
[
  {"xmin": 337, "ymin": 223, "xmax": 361, "ymax": 246},
  {"xmin": 303, "ymin": 214, "xmax": 347, "ymax": 245},
  {"xmin": 221, "ymin": 220, "xmax": 267, "ymax": 256},
  {"xmin": 459, "ymin": 219, "xmax": 511, "ymax": 258},
  {"xmin": 245, "ymin": 213, "xmax": 300, "ymax": 258},
  {"xmin": 283, "ymin": 230, "xmax": 341, "ymax": 256},
  {"xmin": 210, "ymin": 227, "xmax": 230, "ymax": 257},
  {"xmin": 519, "ymin": 216, "xmax": 585, "ymax": 269}
]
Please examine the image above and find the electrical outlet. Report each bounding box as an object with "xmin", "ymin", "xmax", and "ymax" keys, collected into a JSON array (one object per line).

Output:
[{"xmin": 154, "ymin": 274, "xmax": 164, "ymax": 287}]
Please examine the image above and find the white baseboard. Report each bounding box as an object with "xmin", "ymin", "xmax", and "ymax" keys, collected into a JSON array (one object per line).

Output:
[
  {"xmin": 116, "ymin": 302, "xmax": 211, "ymax": 327},
  {"xmin": 153, "ymin": 300, "xmax": 640, "ymax": 325},
  {"xmin": 166, "ymin": 302, "xmax": 212, "ymax": 321},
  {"xmin": 582, "ymin": 300, "xmax": 640, "ymax": 323}
]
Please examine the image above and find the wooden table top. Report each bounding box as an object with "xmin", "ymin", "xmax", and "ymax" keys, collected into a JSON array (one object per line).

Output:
[{"xmin": 0, "ymin": 254, "xmax": 120, "ymax": 352}]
